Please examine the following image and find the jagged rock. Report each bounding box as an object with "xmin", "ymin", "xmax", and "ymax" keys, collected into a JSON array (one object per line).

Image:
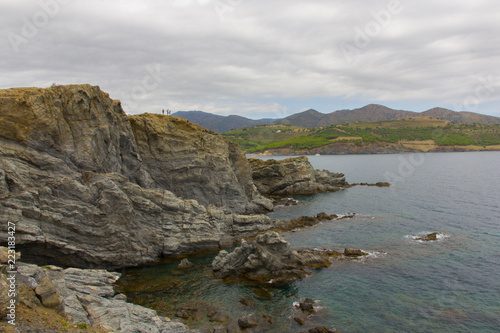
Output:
[
  {"xmin": 299, "ymin": 298, "xmax": 316, "ymax": 314},
  {"xmin": 212, "ymin": 231, "xmax": 331, "ymax": 284},
  {"xmin": 317, "ymin": 212, "xmax": 335, "ymax": 221},
  {"xmin": 129, "ymin": 114, "xmax": 273, "ymax": 214},
  {"xmin": 273, "ymin": 213, "xmax": 342, "ymax": 232},
  {"xmin": 17, "ymin": 262, "xmax": 47, "ymax": 289},
  {"xmin": 40, "ymin": 265, "xmax": 189, "ymax": 332},
  {"xmin": 0, "ymin": 85, "xmax": 274, "ymax": 269},
  {"xmin": 249, "ymin": 157, "xmax": 346, "ymax": 195},
  {"xmin": 177, "ymin": 258, "xmax": 195, "ymax": 269},
  {"xmin": 344, "ymin": 248, "xmax": 368, "ymax": 257}
]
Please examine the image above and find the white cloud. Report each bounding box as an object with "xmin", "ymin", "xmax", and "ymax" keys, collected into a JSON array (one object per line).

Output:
[{"xmin": 1, "ymin": 0, "xmax": 499, "ymax": 118}]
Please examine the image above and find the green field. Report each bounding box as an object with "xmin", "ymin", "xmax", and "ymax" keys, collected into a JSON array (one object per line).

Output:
[{"xmin": 222, "ymin": 117, "xmax": 500, "ymax": 153}]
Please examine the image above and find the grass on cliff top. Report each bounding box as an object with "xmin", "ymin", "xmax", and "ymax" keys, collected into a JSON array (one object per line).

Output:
[
  {"xmin": 0, "ymin": 304, "xmax": 107, "ymax": 333},
  {"xmin": 223, "ymin": 118, "xmax": 500, "ymax": 152}
]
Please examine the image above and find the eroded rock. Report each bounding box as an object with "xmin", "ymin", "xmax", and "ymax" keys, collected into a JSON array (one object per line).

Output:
[
  {"xmin": 0, "ymin": 85, "xmax": 274, "ymax": 269},
  {"xmin": 249, "ymin": 157, "xmax": 346, "ymax": 195},
  {"xmin": 212, "ymin": 232, "xmax": 331, "ymax": 284}
]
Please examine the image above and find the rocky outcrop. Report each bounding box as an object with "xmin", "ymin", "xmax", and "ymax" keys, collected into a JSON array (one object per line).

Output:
[
  {"xmin": 272, "ymin": 213, "xmax": 355, "ymax": 232},
  {"xmin": 0, "ymin": 85, "xmax": 273, "ymax": 269},
  {"xmin": 129, "ymin": 114, "xmax": 272, "ymax": 213},
  {"xmin": 1, "ymin": 262, "xmax": 190, "ymax": 332},
  {"xmin": 212, "ymin": 231, "xmax": 331, "ymax": 284},
  {"xmin": 248, "ymin": 156, "xmax": 346, "ymax": 195}
]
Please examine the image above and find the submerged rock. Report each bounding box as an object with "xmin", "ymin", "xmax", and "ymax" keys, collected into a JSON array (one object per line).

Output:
[
  {"xmin": 238, "ymin": 313, "xmax": 259, "ymax": 329},
  {"xmin": 248, "ymin": 157, "xmax": 346, "ymax": 195},
  {"xmin": 212, "ymin": 231, "xmax": 331, "ymax": 284}
]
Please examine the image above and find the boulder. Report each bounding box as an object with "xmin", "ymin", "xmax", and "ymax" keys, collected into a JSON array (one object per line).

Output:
[
  {"xmin": 299, "ymin": 298, "xmax": 316, "ymax": 314},
  {"xmin": 249, "ymin": 157, "xmax": 346, "ymax": 195},
  {"xmin": 34, "ymin": 276, "xmax": 61, "ymax": 309}
]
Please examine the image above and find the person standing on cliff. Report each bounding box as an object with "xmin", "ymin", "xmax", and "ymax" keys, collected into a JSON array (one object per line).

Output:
[{"xmin": 162, "ymin": 109, "xmax": 165, "ymax": 115}]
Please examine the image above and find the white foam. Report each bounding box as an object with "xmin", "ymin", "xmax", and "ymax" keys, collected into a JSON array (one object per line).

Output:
[{"xmin": 406, "ymin": 232, "xmax": 449, "ymax": 242}]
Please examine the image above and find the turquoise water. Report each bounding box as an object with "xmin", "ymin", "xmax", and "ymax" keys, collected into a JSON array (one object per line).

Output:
[{"xmin": 117, "ymin": 152, "xmax": 500, "ymax": 332}]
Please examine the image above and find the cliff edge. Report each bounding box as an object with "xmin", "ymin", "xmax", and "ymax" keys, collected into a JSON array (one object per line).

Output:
[{"xmin": 0, "ymin": 85, "xmax": 272, "ymax": 269}]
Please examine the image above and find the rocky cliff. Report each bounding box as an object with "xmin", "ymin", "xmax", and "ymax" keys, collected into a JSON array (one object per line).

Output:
[
  {"xmin": 0, "ymin": 85, "xmax": 272, "ymax": 269},
  {"xmin": 128, "ymin": 114, "xmax": 271, "ymax": 213},
  {"xmin": 248, "ymin": 156, "xmax": 346, "ymax": 195}
]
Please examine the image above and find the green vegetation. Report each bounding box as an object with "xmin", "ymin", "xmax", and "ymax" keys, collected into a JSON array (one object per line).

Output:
[{"xmin": 222, "ymin": 118, "xmax": 500, "ymax": 153}]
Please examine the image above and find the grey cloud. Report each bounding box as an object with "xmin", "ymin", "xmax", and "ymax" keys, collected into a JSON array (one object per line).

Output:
[{"xmin": 1, "ymin": 0, "xmax": 499, "ymax": 117}]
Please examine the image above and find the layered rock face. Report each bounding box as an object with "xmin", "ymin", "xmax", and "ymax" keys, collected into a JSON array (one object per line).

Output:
[
  {"xmin": 129, "ymin": 114, "xmax": 272, "ymax": 213},
  {"xmin": 0, "ymin": 85, "xmax": 272, "ymax": 268},
  {"xmin": 0, "ymin": 261, "xmax": 189, "ymax": 332},
  {"xmin": 248, "ymin": 156, "xmax": 346, "ymax": 195}
]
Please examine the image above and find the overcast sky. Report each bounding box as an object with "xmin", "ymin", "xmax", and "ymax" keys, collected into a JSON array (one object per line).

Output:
[{"xmin": 2, "ymin": 0, "xmax": 500, "ymax": 119}]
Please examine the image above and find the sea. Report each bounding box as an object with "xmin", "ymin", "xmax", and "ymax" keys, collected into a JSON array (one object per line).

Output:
[{"xmin": 116, "ymin": 152, "xmax": 500, "ymax": 333}]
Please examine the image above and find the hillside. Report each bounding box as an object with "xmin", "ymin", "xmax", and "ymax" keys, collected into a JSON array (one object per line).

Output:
[
  {"xmin": 172, "ymin": 110, "xmax": 272, "ymax": 132},
  {"xmin": 223, "ymin": 117, "xmax": 500, "ymax": 154},
  {"xmin": 175, "ymin": 105, "xmax": 500, "ymax": 133}
]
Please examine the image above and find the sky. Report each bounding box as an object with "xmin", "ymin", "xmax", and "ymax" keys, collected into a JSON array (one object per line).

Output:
[{"xmin": 1, "ymin": 0, "xmax": 500, "ymax": 119}]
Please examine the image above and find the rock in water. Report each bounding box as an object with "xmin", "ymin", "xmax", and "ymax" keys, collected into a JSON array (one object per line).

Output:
[
  {"xmin": 212, "ymin": 231, "xmax": 331, "ymax": 284},
  {"xmin": 0, "ymin": 85, "xmax": 273, "ymax": 269},
  {"xmin": 344, "ymin": 248, "xmax": 369, "ymax": 257},
  {"xmin": 248, "ymin": 156, "xmax": 346, "ymax": 195},
  {"xmin": 177, "ymin": 258, "xmax": 195, "ymax": 269},
  {"xmin": 416, "ymin": 232, "xmax": 442, "ymax": 241}
]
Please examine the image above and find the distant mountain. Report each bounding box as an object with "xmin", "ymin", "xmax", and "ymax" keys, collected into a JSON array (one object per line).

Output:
[
  {"xmin": 275, "ymin": 105, "xmax": 416, "ymax": 127},
  {"xmin": 172, "ymin": 111, "xmax": 272, "ymax": 133},
  {"xmin": 174, "ymin": 106, "xmax": 500, "ymax": 133},
  {"xmin": 276, "ymin": 105, "xmax": 500, "ymax": 127},
  {"xmin": 421, "ymin": 108, "xmax": 500, "ymax": 124}
]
